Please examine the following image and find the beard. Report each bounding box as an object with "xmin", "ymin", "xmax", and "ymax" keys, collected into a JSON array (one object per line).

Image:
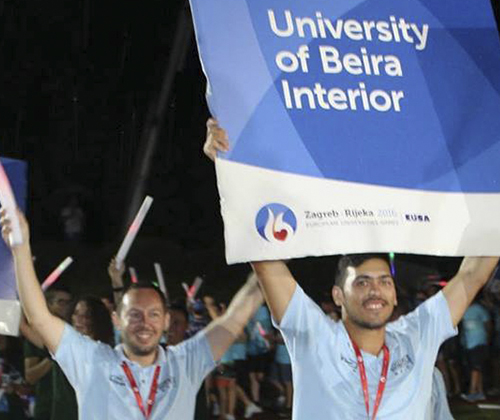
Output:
[{"xmin": 122, "ymin": 332, "xmax": 159, "ymax": 357}]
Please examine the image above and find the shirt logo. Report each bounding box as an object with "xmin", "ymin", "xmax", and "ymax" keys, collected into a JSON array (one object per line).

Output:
[{"xmin": 390, "ymin": 354, "xmax": 414, "ymax": 376}]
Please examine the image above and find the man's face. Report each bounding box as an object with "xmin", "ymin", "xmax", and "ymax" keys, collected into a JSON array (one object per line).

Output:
[
  {"xmin": 333, "ymin": 258, "xmax": 397, "ymax": 330},
  {"xmin": 48, "ymin": 291, "xmax": 72, "ymax": 320},
  {"xmin": 116, "ymin": 289, "xmax": 168, "ymax": 357},
  {"xmin": 167, "ymin": 309, "xmax": 188, "ymax": 345}
]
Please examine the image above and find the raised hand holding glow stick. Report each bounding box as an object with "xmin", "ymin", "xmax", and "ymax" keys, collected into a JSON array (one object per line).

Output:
[
  {"xmin": 189, "ymin": 277, "xmax": 203, "ymax": 299},
  {"xmin": 0, "ymin": 162, "xmax": 23, "ymax": 245},
  {"xmin": 129, "ymin": 267, "xmax": 138, "ymax": 284},
  {"xmin": 154, "ymin": 263, "xmax": 169, "ymax": 302},
  {"xmin": 115, "ymin": 196, "xmax": 153, "ymax": 268},
  {"xmin": 41, "ymin": 257, "xmax": 74, "ymax": 291}
]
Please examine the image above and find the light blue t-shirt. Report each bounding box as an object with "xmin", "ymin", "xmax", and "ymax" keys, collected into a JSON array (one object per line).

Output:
[
  {"xmin": 275, "ymin": 286, "xmax": 457, "ymax": 420},
  {"xmin": 53, "ymin": 325, "xmax": 215, "ymax": 420},
  {"xmin": 460, "ymin": 303, "xmax": 490, "ymax": 349},
  {"xmin": 431, "ymin": 368, "xmax": 454, "ymax": 420},
  {"xmin": 231, "ymin": 342, "xmax": 247, "ymax": 361},
  {"xmin": 275, "ymin": 343, "xmax": 291, "ymax": 365}
]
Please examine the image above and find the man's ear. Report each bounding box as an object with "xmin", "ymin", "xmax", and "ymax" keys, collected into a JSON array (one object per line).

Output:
[
  {"xmin": 332, "ymin": 285, "xmax": 344, "ymax": 307},
  {"xmin": 112, "ymin": 311, "xmax": 121, "ymax": 331},
  {"xmin": 164, "ymin": 311, "xmax": 171, "ymax": 332}
]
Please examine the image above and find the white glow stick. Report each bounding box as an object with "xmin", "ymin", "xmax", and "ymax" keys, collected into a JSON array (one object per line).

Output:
[
  {"xmin": 182, "ymin": 282, "xmax": 190, "ymax": 296},
  {"xmin": 41, "ymin": 257, "xmax": 74, "ymax": 291},
  {"xmin": 154, "ymin": 263, "xmax": 168, "ymax": 299},
  {"xmin": 129, "ymin": 267, "xmax": 138, "ymax": 284},
  {"xmin": 115, "ymin": 196, "xmax": 154, "ymax": 268},
  {"xmin": 0, "ymin": 162, "xmax": 23, "ymax": 245},
  {"xmin": 189, "ymin": 277, "xmax": 203, "ymax": 299}
]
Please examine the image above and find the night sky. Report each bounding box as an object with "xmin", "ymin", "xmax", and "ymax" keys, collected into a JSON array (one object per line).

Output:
[{"xmin": 1, "ymin": 1, "xmax": 499, "ymax": 300}]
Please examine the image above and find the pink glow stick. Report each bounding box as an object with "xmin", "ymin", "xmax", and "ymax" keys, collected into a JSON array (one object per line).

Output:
[
  {"xmin": 41, "ymin": 257, "xmax": 74, "ymax": 291},
  {"xmin": 0, "ymin": 162, "xmax": 23, "ymax": 245},
  {"xmin": 115, "ymin": 196, "xmax": 153, "ymax": 268},
  {"xmin": 256, "ymin": 322, "xmax": 270, "ymax": 348},
  {"xmin": 189, "ymin": 277, "xmax": 203, "ymax": 299},
  {"xmin": 129, "ymin": 267, "xmax": 138, "ymax": 284},
  {"xmin": 154, "ymin": 263, "xmax": 169, "ymax": 301}
]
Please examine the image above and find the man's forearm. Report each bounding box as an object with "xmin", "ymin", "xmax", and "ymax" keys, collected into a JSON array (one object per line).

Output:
[
  {"xmin": 13, "ymin": 243, "xmax": 65, "ymax": 353},
  {"xmin": 458, "ymin": 257, "xmax": 498, "ymax": 300},
  {"xmin": 13, "ymin": 244, "xmax": 52, "ymax": 327},
  {"xmin": 220, "ymin": 274, "xmax": 264, "ymax": 336},
  {"xmin": 444, "ymin": 256, "xmax": 499, "ymax": 327},
  {"xmin": 251, "ymin": 260, "xmax": 296, "ymax": 324},
  {"xmin": 25, "ymin": 358, "xmax": 52, "ymax": 385}
]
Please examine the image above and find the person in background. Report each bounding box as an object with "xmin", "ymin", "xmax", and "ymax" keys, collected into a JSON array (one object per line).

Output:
[
  {"xmin": 460, "ymin": 296, "xmax": 492, "ymax": 402},
  {"xmin": 22, "ymin": 295, "xmax": 114, "ymax": 420},
  {"xmin": 271, "ymin": 331, "xmax": 292, "ymax": 419},
  {"xmin": 246, "ymin": 305, "xmax": 273, "ymax": 406},
  {"xmin": 205, "ymin": 296, "xmax": 262, "ymax": 419},
  {"xmin": 0, "ymin": 335, "xmax": 29, "ymax": 420},
  {"xmin": 23, "ymin": 287, "xmax": 72, "ymax": 420}
]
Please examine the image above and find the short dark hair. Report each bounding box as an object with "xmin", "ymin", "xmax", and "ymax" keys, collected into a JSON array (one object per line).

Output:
[
  {"xmin": 45, "ymin": 287, "xmax": 72, "ymax": 304},
  {"xmin": 169, "ymin": 301, "xmax": 189, "ymax": 323},
  {"xmin": 335, "ymin": 254, "xmax": 392, "ymax": 289},
  {"xmin": 117, "ymin": 283, "xmax": 168, "ymax": 314}
]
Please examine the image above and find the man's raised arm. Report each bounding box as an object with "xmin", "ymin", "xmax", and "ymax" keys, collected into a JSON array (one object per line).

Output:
[
  {"xmin": 0, "ymin": 210, "xmax": 65, "ymax": 354},
  {"xmin": 251, "ymin": 261, "xmax": 296, "ymax": 324},
  {"xmin": 203, "ymin": 119, "xmax": 298, "ymax": 325},
  {"xmin": 443, "ymin": 256, "xmax": 499, "ymax": 327}
]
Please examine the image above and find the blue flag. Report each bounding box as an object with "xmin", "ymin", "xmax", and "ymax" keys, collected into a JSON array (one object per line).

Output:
[
  {"xmin": 0, "ymin": 157, "xmax": 27, "ymax": 335},
  {"xmin": 190, "ymin": 0, "xmax": 500, "ymax": 263}
]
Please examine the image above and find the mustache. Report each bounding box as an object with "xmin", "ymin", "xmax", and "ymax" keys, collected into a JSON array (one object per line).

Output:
[{"xmin": 362, "ymin": 298, "xmax": 388, "ymax": 305}]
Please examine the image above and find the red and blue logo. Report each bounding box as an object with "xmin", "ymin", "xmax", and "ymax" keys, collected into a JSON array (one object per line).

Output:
[{"xmin": 255, "ymin": 203, "xmax": 297, "ymax": 243}]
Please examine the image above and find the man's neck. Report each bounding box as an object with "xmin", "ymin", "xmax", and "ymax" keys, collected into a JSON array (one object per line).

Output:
[
  {"xmin": 343, "ymin": 319, "xmax": 386, "ymax": 356},
  {"xmin": 123, "ymin": 346, "xmax": 159, "ymax": 367}
]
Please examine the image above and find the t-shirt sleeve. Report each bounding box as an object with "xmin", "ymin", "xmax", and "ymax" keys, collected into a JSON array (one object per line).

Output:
[
  {"xmin": 396, "ymin": 291, "xmax": 457, "ymax": 352},
  {"xmin": 272, "ymin": 285, "xmax": 334, "ymax": 360},
  {"xmin": 52, "ymin": 324, "xmax": 100, "ymax": 391},
  {"xmin": 173, "ymin": 331, "xmax": 216, "ymax": 389}
]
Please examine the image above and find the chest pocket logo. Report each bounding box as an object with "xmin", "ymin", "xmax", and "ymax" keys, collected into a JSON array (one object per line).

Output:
[
  {"xmin": 390, "ymin": 355, "xmax": 414, "ymax": 377},
  {"xmin": 109, "ymin": 375, "xmax": 127, "ymax": 387}
]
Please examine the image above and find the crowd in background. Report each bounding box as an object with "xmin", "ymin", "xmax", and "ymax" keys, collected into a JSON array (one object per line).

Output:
[{"xmin": 0, "ymin": 260, "xmax": 499, "ymax": 420}]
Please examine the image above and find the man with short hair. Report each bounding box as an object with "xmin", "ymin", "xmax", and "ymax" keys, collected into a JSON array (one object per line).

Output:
[
  {"xmin": 1, "ymin": 211, "xmax": 264, "ymax": 420},
  {"xmin": 204, "ymin": 120, "xmax": 499, "ymax": 419}
]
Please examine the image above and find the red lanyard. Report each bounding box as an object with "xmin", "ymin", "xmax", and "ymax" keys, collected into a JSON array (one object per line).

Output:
[
  {"xmin": 121, "ymin": 361, "xmax": 161, "ymax": 419},
  {"xmin": 350, "ymin": 340, "xmax": 390, "ymax": 420}
]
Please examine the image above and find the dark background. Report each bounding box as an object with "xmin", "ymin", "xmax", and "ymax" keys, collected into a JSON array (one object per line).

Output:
[{"xmin": 1, "ymin": 0, "xmax": 499, "ymax": 301}]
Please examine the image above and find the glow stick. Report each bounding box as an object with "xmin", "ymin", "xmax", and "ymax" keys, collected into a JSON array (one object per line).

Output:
[
  {"xmin": 41, "ymin": 257, "xmax": 74, "ymax": 291},
  {"xmin": 0, "ymin": 162, "xmax": 23, "ymax": 245},
  {"xmin": 129, "ymin": 267, "xmax": 138, "ymax": 284},
  {"xmin": 182, "ymin": 282, "xmax": 189, "ymax": 295},
  {"xmin": 154, "ymin": 263, "xmax": 169, "ymax": 301},
  {"xmin": 189, "ymin": 277, "xmax": 203, "ymax": 298},
  {"xmin": 478, "ymin": 404, "xmax": 500, "ymax": 410},
  {"xmin": 115, "ymin": 196, "xmax": 153, "ymax": 268},
  {"xmin": 256, "ymin": 321, "xmax": 270, "ymax": 348}
]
